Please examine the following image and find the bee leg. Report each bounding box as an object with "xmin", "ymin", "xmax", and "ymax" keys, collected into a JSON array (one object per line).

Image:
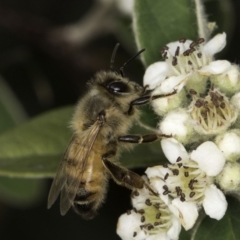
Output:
[
  {"xmin": 118, "ymin": 133, "xmax": 171, "ymax": 143},
  {"xmin": 102, "ymin": 157, "xmax": 158, "ymax": 196},
  {"xmin": 127, "ymin": 89, "xmax": 177, "ymax": 115}
]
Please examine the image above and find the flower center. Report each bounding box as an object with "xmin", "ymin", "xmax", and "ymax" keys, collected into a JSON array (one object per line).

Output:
[
  {"xmin": 162, "ymin": 157, "xmax": 212, "ymax": 203},
  {"xmin": 189, "ymin": 88, "xmax": 237, "ymax": 134},
  {"xmin": 161, "ymin": 38, "xmax": 211, "ymax": 76},
  {"xmin": 131, "ymin": 192, "xmax": 173, "ymax": 236}
]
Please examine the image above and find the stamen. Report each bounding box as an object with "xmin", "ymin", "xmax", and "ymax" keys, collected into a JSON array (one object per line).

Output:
[
  {"xmin": 141, "ymin": 216, "xmax": 146, "ymax": 222},
  {"xmin": 145, "ymin": 199, "xmax": 152, "ymax": 206},
  {"xmin": 179, "ymin": 38, "xmax": 186, "ymax": 43}
]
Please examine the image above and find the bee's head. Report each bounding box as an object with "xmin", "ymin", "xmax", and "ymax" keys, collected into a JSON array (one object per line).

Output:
[{"xmin": 100, "ymin": 73, "xmax": 143, "ymax": 97}]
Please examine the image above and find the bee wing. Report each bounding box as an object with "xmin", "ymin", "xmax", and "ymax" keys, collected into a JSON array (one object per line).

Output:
[
  {"xmin": 48, "ymin": 117, "xmax": 104, "ymax": 216},
  {"xmin": 47, "ymin": 135, "xmax": 76, "ymax": 209}
]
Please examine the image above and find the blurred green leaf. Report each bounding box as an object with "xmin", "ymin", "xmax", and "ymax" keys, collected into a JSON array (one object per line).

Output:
[
  {"xmin": 0, "ymin": 76, "xmax": 27, "ymax": 132},
  {"xmin": 0, "ymin": 106, "xmax": 73, "ymax": 178},
  {"xmin": 194, "ymin": 196, "xmax": 240, "ymax": 240},
  {"xmin": 0, "ymin": 76, "xmax": 46, "ymax": 206},
  {"xmin": 133, "ymin": 0, "xmax": 198, "ymax": 66},
  {"xmin": 0, "ymin": 176, "xmax": 45, "ymax": 207}
]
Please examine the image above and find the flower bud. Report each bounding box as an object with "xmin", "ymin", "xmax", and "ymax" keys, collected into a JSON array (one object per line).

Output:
[
  {"xmin": 211, "ymin": 64, "xmax": 240, "ymax": 95},
  {"xmin": 215, "ymin": 129, "xmax": 240, "ymax": 161},
  {"xmin": 158, "ymin": 109, "xmax": 198, "ymax": 144},
  {"xmin": 216, "ymin": 162, "xmax": 240, "ymax": 192}
]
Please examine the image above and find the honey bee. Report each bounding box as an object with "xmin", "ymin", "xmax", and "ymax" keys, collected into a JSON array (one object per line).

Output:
[{"xmin": 47, "ymin": 44, "xmax": 174, "ymax": 219}]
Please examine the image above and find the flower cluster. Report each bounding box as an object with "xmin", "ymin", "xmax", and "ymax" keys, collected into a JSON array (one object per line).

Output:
[{"xmin": 117, "ymin": 33, "xmax": 240, "ymax": 240}]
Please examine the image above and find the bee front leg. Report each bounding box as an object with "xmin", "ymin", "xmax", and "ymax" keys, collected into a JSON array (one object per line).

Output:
[
  {"xmin": 127, "ymin": 90, "xmax": 176, "ymax": 115},
  {"xmin": 118, "ymin": 133, "xmax": 171, "ymax": 144}
]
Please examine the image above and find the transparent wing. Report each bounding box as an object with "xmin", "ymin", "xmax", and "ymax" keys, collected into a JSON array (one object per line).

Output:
[{"xmin": 47, "ymin": 118, "xmax": 104, "ymax": 215}]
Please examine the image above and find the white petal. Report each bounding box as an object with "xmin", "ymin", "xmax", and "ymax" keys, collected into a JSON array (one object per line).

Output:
[
  {"xmin": 203, "ymin": 32, "xmax": 227, "ymax": 56},
  {"xmin": 198, "ymin": 60, "xmax": 231, "ymax": 76},
  {"xmin": 216, "ymin": 131, "xmax": 240, "ymax": 161},
  {"xmin": 166, "ymin": 40, "xmax": 193, "ymax": 56},
  {"xmin": 117, "ymin": 212, "xmax": 146, "ymax": 240},
  {"xmin": 116, "ymin": 0, "xmax": 134, "ymax": 16},
  {"xmin": 145, "ymin": 166, "xmax": 171, "ymax": 179},
  {"xmin": 161, "ymin": 138, "xmax": 189, "ymax": 164},
  {"xmin": 146, "ymin": 232, "xmax": 169, "ymax": 240},
  {"xmin": 226, "ymin": 64, "xmax": 240, "ymax": 86},
  {"xmin": 159, "ymin": 109, "xmax": 190, "ymax": 137},
  {"xmin": 203, "ymin": 184, "xmax": 228, "ymax": 220},
  {"xmin": 231, "ymin": 92, "xmax": 240, "ymax": 110},
  {"xmin": 169, "ymin": 198, "xmax": 198, "ymax": 230},
  {"xmin": 143, "ymin": 62, "xmax": 169, "ymax": 89},
  {"xmin": 190, "ymin": 141, "xmax": 225, "ymax": 176},
  {"xmin": 131, "ymin": 187, "xmax": 150, "ymax": 209},
  {"xmin": 149, "ymin": 177, "xmax": 171, "ymax": 205},
  {"xmin": 167, "ymin": 215, "xmax": 181, "ymax": 240},
  {"xmin": 158, "ymin": 74, "xmax": 189, "ymax": 94}
]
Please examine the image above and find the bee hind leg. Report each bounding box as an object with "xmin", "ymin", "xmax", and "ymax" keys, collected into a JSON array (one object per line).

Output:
[{"xmin": 102, "ymin": 157, "xmax": 158, "ymax": 196}]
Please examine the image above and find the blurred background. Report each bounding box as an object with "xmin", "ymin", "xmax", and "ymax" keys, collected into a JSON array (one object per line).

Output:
[{"xmin": 0, "ymin": 0, "xmax": 239, "ymax": 239}]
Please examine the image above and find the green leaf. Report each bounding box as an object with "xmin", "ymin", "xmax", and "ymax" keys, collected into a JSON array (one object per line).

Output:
[
  {"xmin": 0, "ymin": 106, "xmax": 73, "ymax": 178},
  {"xmin": 0, "ymin": 177, "xmax": 45, "ymax": 207},
  {"xmin": 133, "ymin": 0, "xmax": 199, "ymax": 66},
  {"xmin": 194, "ymin": 196, "xmax": 240, "ymax": 240}
]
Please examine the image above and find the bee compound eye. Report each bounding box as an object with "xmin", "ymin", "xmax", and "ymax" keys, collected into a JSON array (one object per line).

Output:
[{"xmin": 108, "ymin": 81, "xmax": 129, "ymax": 94}]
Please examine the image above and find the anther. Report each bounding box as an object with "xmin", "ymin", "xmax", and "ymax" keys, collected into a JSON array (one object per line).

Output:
[
  {"xmin": 179, "ymin": 38, "xmax": 186, "ymax": 43},
  {"xmin": 190, "ymin": 192, "xmax": 195, "ymax": 198},
  {"xmin": 164, "ymin": 173, "xmax": 169, "ymax": 180},
  {"xmin": 153, "ymin": 203, "xmax": 160, "ymax": 209},
  {"xmin": 163, "ymin": 185, "xmax": 168, "ymax": 190},
  {"xmin": 156, "ymin": 212, "xmax": 161, "ymax": 219},
  {"xmin": 197, "ymin": 38, "xmax": 205, "ymax": 44},
  {"xmin": 190, "ymin": 41, "xmax": 197, "ymax": 48},
  {"xmin": 188, "ymin": 60, "xmax": 193, "ymax": 65},
  {"xmin": 189, "ymin": 89, "xmax": 197, "ymax": 95},
  {"xmin": 133, "ymin": 190, "xmax": 139, "ymax": 196},
  {"xmin": 141, "ymin": 216, "xmax": 146, "ymax": 223},
  {"xmin": 178, "ymin": 163, "xmax": 183, "ymax": 168},
  {"xmin": 172, "ymin": 56, "xmax": 178, "ymax": 66},
  {"xmin": 133, "ymin": 232, "xmax": 137, "ymax": 237},
  {"xmin": 184, "ymin": 172, "xmax": 189, "ymax": 177},
  {"xmin": 197, "ymin": 52, "xmax": 202, "ymax": 58},
  {"xmin": 172, "ymin": 169, "xmax": 179, "ymax": 175},
  {"xmin": 145, "ymin": 199, "xmax": 152, "ymax": 206},
  {"xmin": 183, "ymin": 49, "xmax": 190, "ymax": 56},
  {"xmin": 176, "ymin": 156, "xmax": 182, "ymax": 162},
  {"xmin": 220, "ymin": 102, "xmax": 226, "ymax": 108},
  {"xmin": 138, "ymin": 209, "xmax": 145, "ymax": 214},
  {"xmin": 175, "ymin": 46, "xmax": 180, "ymax": 56}
]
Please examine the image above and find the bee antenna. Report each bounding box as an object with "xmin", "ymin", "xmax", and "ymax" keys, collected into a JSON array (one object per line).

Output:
[
  {"xmin": 110, "ymin": 43, "xmax": 120, "ymax": 74},
  {"xmin": 120, "ymin": 48, "xmax": 145, "ymax": 77}
]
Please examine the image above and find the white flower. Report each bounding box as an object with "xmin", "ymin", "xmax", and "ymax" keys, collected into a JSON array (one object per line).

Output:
[
  {"xmin": 144, "ymin": 33, "xmax": 229, "ymax": 93},
  {"xmin": 145, "ymin": 138, "xmax": 227, "ymax": 224},
  {"xmin": 158, "ymin": 108, "xmax": 197, "ymax": 144},
  {"xmin": 158, "ymin": 87, "xmax": 238, "ymax": 139},
  {"xmin": 117, "ymin": 187, "xmax": 181, "ymax": 240},
  {"xmin": 216, "ymin": 162, "xmax": 240, "ymax": 192},
  {"xmin": 215, "ymin": 130, "xmax": 240, "ymax": 161}
]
